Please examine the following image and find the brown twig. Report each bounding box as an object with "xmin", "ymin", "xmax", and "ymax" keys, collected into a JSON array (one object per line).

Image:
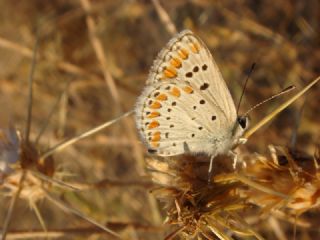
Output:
[{"xmin": 151, "ymin": 0, "xmax": 177, "ymax": 36}]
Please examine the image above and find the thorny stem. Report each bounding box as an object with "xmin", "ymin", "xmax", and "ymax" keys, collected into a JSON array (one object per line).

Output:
[
  {"xmin": 43, "ymin": 189, "xmax": 122, "ymax": 239},
  {"xmin": 25, "ymin": 34, "xmax": 39, "ymax": 143},
  {"xmin": 39, "ymin": 111, "xmax": 133, "ymax": 163},
  {"xmin": 1, "ymin": 171, "xmax": 27, "ymax": 240}
]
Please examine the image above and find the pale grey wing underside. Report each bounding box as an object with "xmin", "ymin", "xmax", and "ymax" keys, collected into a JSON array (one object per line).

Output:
[
  {"xmin": 135, "ymin": 30, "xmax": 238, "ymax": 156},
  {"xmin": 135, "ymin": 80, "xmax": 233, "ymax": 156},
  {"xmin": 147, "ymin": 30, "xmax": 237, "ymax": 123}
]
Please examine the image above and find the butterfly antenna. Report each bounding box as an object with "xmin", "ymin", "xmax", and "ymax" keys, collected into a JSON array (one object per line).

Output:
[
  {"xmin": 243, "ymin": 85, "xmax": 296, "ymax": 117},
  {"xmin": 237, "ymin": 63, "xmax": 256, "ymax": 115}
]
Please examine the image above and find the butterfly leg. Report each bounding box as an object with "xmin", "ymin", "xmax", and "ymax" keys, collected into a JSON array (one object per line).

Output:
[
  {"xmin": 207, "ymin": 155, "xmax": 214, "ymax": 184},
  {"xmin": 238, "ymin": 138, "xmax": 247, "ymax": 145},
  {"xmin": 228, "ymin": 150, "xmax": 238, "ymax": 169}
]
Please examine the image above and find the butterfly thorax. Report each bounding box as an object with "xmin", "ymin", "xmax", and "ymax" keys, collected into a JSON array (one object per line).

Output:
[{"xmin": 206, "ymin": 120, "xmax": 246, "ymax": 157}]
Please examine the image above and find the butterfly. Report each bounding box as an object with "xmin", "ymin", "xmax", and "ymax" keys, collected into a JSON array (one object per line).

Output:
[{"xmin": 135, "ymin": 30, "xmax": 248, "ymax": 165}]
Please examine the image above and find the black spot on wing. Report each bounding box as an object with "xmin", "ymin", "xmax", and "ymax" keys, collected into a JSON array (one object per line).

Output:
[
  {"xmin": 186, "ymin": 72, "xmax": 193, "ymax": 78},
  {"xmin": 202, "ymin": 64, "xmax": 208, "ymax": 71},
  {"xmin": 148, "ymin": 149, "xmax": 157, "ymax": 154},
  {"xmin": 200, "ymin": 83, "xmax": 209, "ymax": 90}
]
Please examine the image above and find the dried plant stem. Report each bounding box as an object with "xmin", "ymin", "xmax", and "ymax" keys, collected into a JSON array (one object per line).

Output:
[
  {"xmin": 5, "ymin": 224, "xmax": 163, "ymax": 239},
  {"xmin": 43, "ymin": 189, "xmax": 122, "ymax": 239},
  {"xmin": 35, "ymin": 80, "xmax": 72, "ymax": 145},
  {"xmin": 40, "ymin": 111, "xmax": 133, "ymax": 160},
  {"xmin": 151, "ymin": 0, "xmax": 177, "ymax": 35},
  {"xmin": 268, "ymin": 217, "xmax": 288, "ymax": 240},
  {"xmin": 1, "ymin": 171, "xmax": 27, "ymax": 240},
  {"xmin": 0, "ymin": 37, "xmax": 33, "ymax": 56},
  {"xmin": 57, "ymin": 86, "xmax": 68, "ymax": 138},
  {"xmin": 80, "ymin": 0, "xmax": 120, "ymax": 105},
  {"xmin": 0, "ymin": 37, "xmax": 106, "ymax": 90},
  {"xmin": 244, "ymin": 75, "xmax": 320, "ymax": 139},
  {"xmin": 64, "ymin": 178, "xmax": 155, "ymax": 191},
  {"xmin": 235, "ymin": 174, "xmax": 288, "ymax": 199},
  {"xmin": 29, "ymin": 201, "xmax": 47, "ymax": 235},
  {"xmin": 207, "ymin": 225, "xmax": 233, "ymax": 240},
  {"xmin": 30, "ymin": 170, "xmax": 80, "ymax": 192},
  {"xmin": 220, "ymin": 7, "xmax": 284, "ymax": 42},
  {"xmin": 25, "ymin": 35, "xmax": 38, "ymax": 143}
]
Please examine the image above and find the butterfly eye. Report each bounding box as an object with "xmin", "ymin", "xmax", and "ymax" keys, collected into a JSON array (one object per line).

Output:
[{"xmin": 237, "ymin": 116, "xmax": 247, "ymax": 129}]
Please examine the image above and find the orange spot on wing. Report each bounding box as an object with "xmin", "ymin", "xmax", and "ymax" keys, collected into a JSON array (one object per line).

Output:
[
  {"xmin": 156, "ymin": 94, "xmax": 168, "ymax": 101},
  {"xmin": 163, "ymin": 67, "xmax": 177, "ymax": 78},
  {"xmin": 150, "ymin": 101, "xmax": 161, "ymax": 109},
  {"xmin": 170, "ymin": 87, "xmax": 181, "ymax": 97},
  {"xmin": 178, "ymin": 48, "xmax": 189, "ymax": 59},
  {"xmin": 150, "ymin": 141, "xmax": 159, "ymax": 148},
  {"xmin": 190, "ymin": 42, "xmax": 200, "ymax": 53},
  {"xmin": 147, "ymin": 112, "xmax": 160, "ymax": 118},
  {"xmin": 151, "ymin": 132, "xmax": 161, "ymax": 142},
  {"xmin": 183, "ymin": 86, "xmax": 194, "ymax": 94},
  {"xmin": 170, "ymin": 57, "xmax": 182, "ymax": 68},
  {"xmin": 148, "ymin": 121, "xmax": 160, "ymax": 129}
]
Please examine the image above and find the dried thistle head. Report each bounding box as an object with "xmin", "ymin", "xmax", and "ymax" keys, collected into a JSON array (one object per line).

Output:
[
  {"xmin": 240, "ymin": 144, "xmax": 320, "ymax": 216},
  {"xmin": 146, "ymin": 142, "xmax": 320, "ymax": 239},
  {"xmin": 2, "ymin": 170, "xmax": 48, "ymax": 205},
  {"xmin": 0, "ymin": 124, "xmax": 57, "ymax": 209},
  {"xmin": 147, "ymin": 154, "xmax": 260, "ymax": 239}
]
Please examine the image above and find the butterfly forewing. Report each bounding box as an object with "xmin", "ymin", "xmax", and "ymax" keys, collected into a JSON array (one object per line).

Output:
[{"xmin": 148, "ymin": 30, "xmax": 237, "ymax": 123}]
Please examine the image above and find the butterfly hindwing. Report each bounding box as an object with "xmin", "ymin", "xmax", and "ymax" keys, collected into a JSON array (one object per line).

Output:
[{"xmin": 135, "ymin": 80, "xmax": 230, "ymax": 156}]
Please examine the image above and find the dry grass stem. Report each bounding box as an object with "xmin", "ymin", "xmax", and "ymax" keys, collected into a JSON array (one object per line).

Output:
[{"xmin": 151, "ymin": 0, "xmax": 177, "ymax": 36}]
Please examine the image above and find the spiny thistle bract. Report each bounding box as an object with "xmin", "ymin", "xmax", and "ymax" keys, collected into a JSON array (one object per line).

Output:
[{"xmin": 147, "ymin": 143, "xmax": 320, "ymax": 239}]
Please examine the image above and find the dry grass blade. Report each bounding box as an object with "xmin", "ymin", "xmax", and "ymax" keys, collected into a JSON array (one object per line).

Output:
[
  {"xmin": 0, "ymin": 37, "xmax": 33, "ymax": 57},
  {"xmin": 151, "ymin": 0, "xmax": 177, "ymax": 35},
  {"xmin": 244, "ymin": 75, "xmax": 320, "ymax": 139},
  {"xmin": 164, "ymin": 226, "xmax": 185, "ymax": 240},
  {"xmin": 233, "ymin": 174, "xmax": 288, "ymax": 199},
  {"xmin": 4, "ymin": 223, "xmax": 163, "ymax": 239},
  {"xmin": 29, "ymin": 200, "xmax": 47, "ymax": 235},
  {"xmin": 268, "ymin": 217, "xmax": 287, "ymax": 240},
  {"xmin": 43, "ymin": 189, "xmax": 122, "ymax": 239},
  {"xmin": 25, "ymin": 33, "xmax": 39, "ymax": 143},
  {"xmin": 207, "ymin": 225, "xmax": 233, "ymax": 240},
  {"xmin": 35, "ymin": 79, "xmax": 72, "ymax": 145},
  {"xmin": 40, "ymin": 111, "xmax": 133, "ymax": 160},
  {"xmin": 30, "ymin": 170, "xmax": 80, "ymax": 192},
  {"xmin": 67, "ymin": 177, "xmax": 155, "ymax": 191},
  {"xmin": 0, "ymin": 36, "xmax": 104, "ymax": 85},
  {"xmin": 80, "ymin": 0, "xmax": 120, "ymax": 105}
]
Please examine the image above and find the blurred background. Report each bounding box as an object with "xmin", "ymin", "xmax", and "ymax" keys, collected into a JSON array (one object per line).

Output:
[{"xmin": 0, "ymin": 0, "xmax": 319, "ymax": 239}]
